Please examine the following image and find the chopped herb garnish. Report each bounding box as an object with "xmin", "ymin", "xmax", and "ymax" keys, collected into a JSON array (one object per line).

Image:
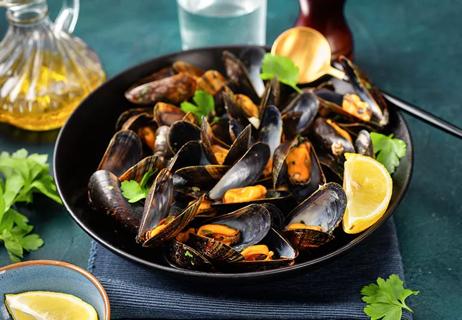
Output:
[
  {"xmin": 370, "ymin": 133, "xmax": 407, "ymax": 173},
  {"xmin": 180, "ymin": 90, "xmax": 215, "ymax": 124},
  {"xmin": 120, "ymin": 170, "xmax": 155, "ymax": 203},
  {"xmin": 260, "ymin": 53, "xmax": 301, "ymax": 93}
]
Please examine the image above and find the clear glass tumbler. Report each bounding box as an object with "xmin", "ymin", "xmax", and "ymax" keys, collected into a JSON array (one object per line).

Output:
[{"xmin": 177, "ymin": 0, "xmax": 267, "ymax": 50}]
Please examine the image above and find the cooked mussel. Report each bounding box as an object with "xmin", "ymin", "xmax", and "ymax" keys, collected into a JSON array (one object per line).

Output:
[
  {"xmin": 186, "ymin": 204, "xmax": 272, "ymax": 263},
  {"xmin": 284, "ymin": 183, "xmax": 346, "ymax": 250},
  {"xmin": 137, "ymin": 168, "xmax": 203, "ymax": 247},
  {"xmin": 125, "ymin": 73, "xmax": 197, "ymax": 105},
  {"xmin": 312, "ymin": 117, "xmax": 355, "ymax": 161},
  {"xmin": 282, "ymin": 91, "xmax": 319, "ymax": 139},
  {"xmin": 88, "ymin": 170, "xmax": 142, "ymax": 234},
  {"xmin": 355, "ymin": 129, "xmax": 374, "ymax": 157},
  {"xmin": 209, "ymin": 142, "xmax": 270, "ymax": 200},
  {"xmin": 97, "ymin": 130, "xmax": 143, "ymax": 176},
  {"xmin": 153, "ymin": 102, "xmax": 186, "ymax": 126}
]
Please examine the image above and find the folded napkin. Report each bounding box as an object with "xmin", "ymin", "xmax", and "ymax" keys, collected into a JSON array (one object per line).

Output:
[{"xmin": 88, "ymin": 218, "xmax": 412, "ymax": 320}]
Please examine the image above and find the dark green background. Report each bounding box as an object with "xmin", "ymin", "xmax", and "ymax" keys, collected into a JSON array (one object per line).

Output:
[{"xmin": 0, "ymin": 1, "xmax": 461, "ymax": 319}]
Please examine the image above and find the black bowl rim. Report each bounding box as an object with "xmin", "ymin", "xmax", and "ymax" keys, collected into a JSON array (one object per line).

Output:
[{"xmin": 54, "ymin": 45, "xmax": 414, "ymax": 279}]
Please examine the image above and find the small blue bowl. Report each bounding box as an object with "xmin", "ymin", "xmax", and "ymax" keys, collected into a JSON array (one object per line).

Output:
[{"xmin": 0, "ymin": 260, "xmax": 110, "ymax": 319}]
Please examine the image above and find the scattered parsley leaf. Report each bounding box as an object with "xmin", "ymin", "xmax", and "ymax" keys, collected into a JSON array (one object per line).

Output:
[
  {"xmin": 0, "ymin": 149, "xmax": 61, "ymax": 261},
  {"xmin": 370, "ymin": 133, "xmax": 407, "ymax": 173},
  {"xmin": 361, "ymin": 274, "xmax": 419, "ymax": 320},
  {"xmin": 180, "ymin": 90, "xmax": 215, "ymax": 123},
  {"xmin": 184, "ymin": 250, "xmax": 193, "ymax": 258},
  {"xmin": 120, "ymin": 170, "xmax": 154, "ymax": 203},
  {"xmin": 260, "ymin": 53, "xmax": 301, "ymax": 93}
]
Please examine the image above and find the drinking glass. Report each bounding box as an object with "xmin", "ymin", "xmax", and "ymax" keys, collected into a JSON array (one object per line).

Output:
[{"xmin": 177, "ymin": 0, "xmax": 267, "ymax": 50}]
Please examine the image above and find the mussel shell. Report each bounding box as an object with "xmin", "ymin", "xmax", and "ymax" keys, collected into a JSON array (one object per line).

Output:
[
  {"xmin": 153, "ymin": 102, "xmax": 186, "ymax": 126},
  {"xmin": 172, "ymin": 60, "xmax": 204, "ymax": 78},
  {"xmin": 337, "ymin": 56, "xmax": 389, "ymax": 127},
  {"xmin": 258, "ymin": 105, "xmax": 282, "ymax": 157},
  {"xmin": 125, "ymin": 73, "xmax": 197, "ymax": 105},
  {"xmin": 284, "ymin": 183, "xmax": 347, "ymax": 250},
  {"xmin": 211, "ymin": 190, "xmax": 292, "ymax": 213},
  {"xmin": 222, "ymin": 124, "xmax": 251, "ymax": 166},
  {"xmin": 153, "ymin": 125, "xmax": 171, "ymax": 165},
  {"xmin": 208, "ymin": 142, "xmax": 270, "ymax": 200},
  {"xmin": 211, "ymin": 204, "xmax": 272, "ymax": 252},
  {"xmin": 201, "ymin": 117, "xmax": 222, "ymax": 164},
  {"xmin": 129, "ymin": 66, "xmax": 175, "ymax": 88},
  {"xmin": 166, "ymin": 239, "xmax": 215, "ymax": 272},
  {"xmin": 115, "ymin": 108, "xmax": 152, "ymax": 131},
  {"xmin": 187, "ymin": 233, "xmax": 244, "ymax": 263},
  {"xmin": 259, "ymin": 77, "xmax": 281, "ymax": 114},
  {"xmin": 312, "ymin": 117, "xmax": 355, "ymax": 160},
  {"xmin": 118, "ymin": 155, "xmax": 164, "ymax": 182},
  {"xmin": 196, "ymin": 70, "xmax": 227, "ymax": 96},
  {"xmin": 168, "ymin": 120, "xmax": 201, "ymax": 154},
  {"xmin": 355, "ymin": 129, "xmax": 374, "ymax": 157},
  {"xmin": 137, "ymin": 168, "xmax": 174, "ymax": 243},
  {"xmin": 282, "ymin": 91, "xmax": 319, "ymax": 137},
  {"xmin": 142, "ymin": 195, "xmax": 204, "ymax": 247},
  {"xmin": 228, "ymin": 228, "xmax": 297, "ymax": 271},
  {"xmin": 223, "ymin": 51, "xmax": 260, "ymax": 102},
  {"xmin": 174, "ymin": 165, "xmax": 229, "ymax": 189},
  {"xmin": 97, "ymin": 130, "xmax": 143, "ymax": 176},
  {"xmin": 169, "ymin": 140, "xmax": 210, "ymax": 172},
  {"xmin": 88, "ymin": 170, "xmax": 141, "ymax": 234},
  {"xmin": 239, "ymin": 47, "xmax": 266, "ymax": 97}
]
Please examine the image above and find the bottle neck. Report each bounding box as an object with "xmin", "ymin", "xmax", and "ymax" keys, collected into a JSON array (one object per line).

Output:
[{"xmin": 6, "ymin": 0, "xmax": 48, "ymax": 26}]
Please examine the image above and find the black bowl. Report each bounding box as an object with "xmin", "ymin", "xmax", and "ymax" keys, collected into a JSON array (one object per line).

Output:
[{"xmin": 54, "ymin": 46, "xmax": 413, "ymax": 279}]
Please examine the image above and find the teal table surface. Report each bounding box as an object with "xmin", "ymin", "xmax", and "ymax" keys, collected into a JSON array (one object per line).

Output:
[{"xmin": 0, "ymin": 1, "xmax": 461, "ymax": 319}]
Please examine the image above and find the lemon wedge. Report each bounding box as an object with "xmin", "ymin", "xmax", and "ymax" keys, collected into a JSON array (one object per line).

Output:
[
  {"xmin": 5, "ymin": 291, "xmax": 98, "ymax": 320},
  {"xmin": 342, "ymin": 153, "xmax": 393, "ymax": 234}
]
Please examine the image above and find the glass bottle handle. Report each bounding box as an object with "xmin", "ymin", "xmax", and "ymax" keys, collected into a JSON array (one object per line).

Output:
[{"xmin": 54, "ymin": 0, "xmax": 79, "ymax": 34}]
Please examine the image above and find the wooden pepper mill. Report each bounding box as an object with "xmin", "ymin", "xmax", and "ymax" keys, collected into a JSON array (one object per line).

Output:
[{"xmin": 295, "ymin": 0, "xmax": 353, "ymax": 60}]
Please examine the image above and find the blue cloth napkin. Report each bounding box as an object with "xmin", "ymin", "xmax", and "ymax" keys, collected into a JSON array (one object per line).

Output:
[{"xmin": 88, "ymin": 218, "xmax": 412, "ymax": 320}]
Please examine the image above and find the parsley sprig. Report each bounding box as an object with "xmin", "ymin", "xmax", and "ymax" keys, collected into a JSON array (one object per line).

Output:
[
  {"xmin": 120, "ymin": 170, "xmax": 155, "ymax": 203},
  {"xmin": 180, "ymin": 90, "xmax": 215, "ymax": 124},
  {"xmin": 362, "ymin": 274, "xmax": 419, "ymax": 320},
  {"xmin": 370, "ymin": 133, "xmax": 407, "ymax": 174},
  {"xmin": 260, "ymin": 53, "xmax": 301, "ymax": 93},
  {"xmin": 0, "ymin": 149, "xmax": 62, "ymax": 262}
]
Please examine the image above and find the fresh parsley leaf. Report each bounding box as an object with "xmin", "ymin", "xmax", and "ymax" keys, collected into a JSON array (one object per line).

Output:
[
  {"xmin": 120, "ymin": 170, "xmax": 154, "ymax": 203},
  {"xmin": 260, "ymin": 53, "xmax": 301, "ymax": 93},
  {"xmin": 184, "ymin": 250, "xmax": 193, "ymax": 258},
  {"xmin": 180, "ymin": 90, "xmax": 215, "ymax": 123},
  {"xmin": 0, "ymin": 149, "xmax": 59, "ymax": 261},
  {"xmin": 370, "ymin": 133, "xmax": 407, "ymax": 174},
  {"xmin": 361, "ymin": 274, "xmax": 419, "ymax": 320}
]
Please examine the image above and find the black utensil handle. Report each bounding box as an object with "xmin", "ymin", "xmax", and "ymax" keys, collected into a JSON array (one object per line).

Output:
[{"xmin": 382, "ymin": 91, "xmax": 462, "ymax": 139}]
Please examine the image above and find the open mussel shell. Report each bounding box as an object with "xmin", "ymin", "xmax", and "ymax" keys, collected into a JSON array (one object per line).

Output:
[
  {"xmin": 97, "ymin": 130, "xmax": 143, "ymax": 176},
  {"xmin": 153, "ymin": 102, "xmax": 186, "ymax": 126},
  {"xmin": 118, "ymin": 155, "xmax": 164, "ymax": 182},
  {"xmin": 187, "ymin": 204, "xmax": 272, "ymax": 263},
  {"xmin": 227, "ymin": 228, "xmax": 298, "ymax": 272},
  {"xmin": 169, "ymin": 140, "xmax": 210, "ymax": 172},
  {"xmin": 259, "ymin": 77, "xmax": 281, "ymax": 114},
  {"xmin": 312, "ymin": 117, "xmax": 355, "ymax": 161},
  {"xmin": 125, "ymin": 73, "xmax": 197, "ymax": 105},
  {"xmin": 222, "ymin": 50, "xmax": 260, "ymax": 102},
  {"xmin": 200, "ymin": 117, "xmax": 230, "ymax": 165},
  {"xmin": 137, "ymin": 168, "xmax": 204, "ymax": 247},
  {"xmin": 172, "ymin": 60, "xmax": 204, "ymax": 78},
  {"xmin": 272, "ymin": 138, "xmax": 326, "ymax": 200},
  {"xmin": 88, "ymin": 170, "xmax": 142, "ymax": 234},
  {"xmin": 209, "ymin": 142, "xmax": 270, "ymax": 200},
  {"xmin": 153, "ymin": 125, "xmax": 171, "ymax": 165},
  {"xmin": 337, "ymin": 56, "xmax": 389, "ymax": 127},
  {"xmin": 222, "ymin": 124, "xmax": 251, "ymax": 166},
  {"xmin": 166, "ymin": 239, "xmax": 215, "ymax": 272},
  {"xmin": 174, "ymin": 165, "xmax": 229, "ymax": 189},
  {"xmin": 119, "ymin": 113, "xmax": 158, "ymax": 151},
  {"xmin": 284, "ymin": 183, "xmax": 347, "ymax": 251},
  {"xmin": 258, "ymin": 105, "xmax": 282, "ymax": 158},
  {"xmin": 115, "ymin": 108, "xmax": 152, "ymax": 131},
  {"xmin": 282, "ymin": 91, "xmax": 319, "ymax": 138},
  {"xmin": 168, "ymin": 120, "xmax": 201, "ymax": 154},
  {"xmin": 238, "ymin": 47, "xmax": 266, "ymax": 97}
]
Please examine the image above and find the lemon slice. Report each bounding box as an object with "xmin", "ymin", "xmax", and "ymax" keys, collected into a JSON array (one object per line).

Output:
[
  {"xmin": 342, "ymin": 153, "xmax": 393, "ymax": 234},
  {"xmin": 5, "ymin": 291, "xmax": 98, "ymax": 320}
]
